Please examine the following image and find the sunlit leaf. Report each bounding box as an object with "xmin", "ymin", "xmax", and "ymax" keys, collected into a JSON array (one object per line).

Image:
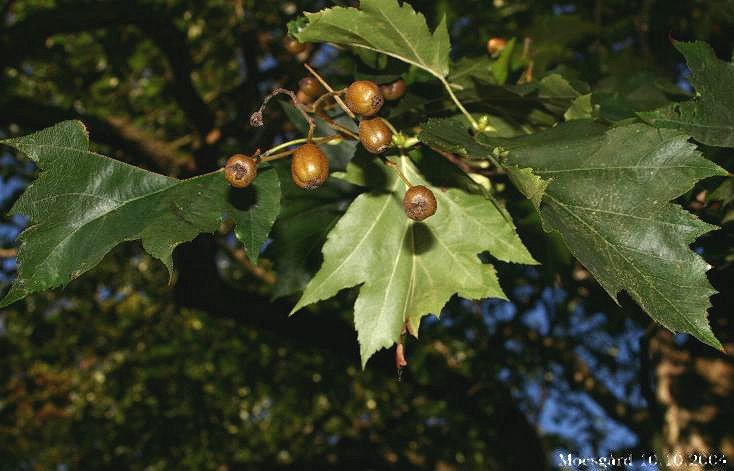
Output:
[
  {"xmin": 292, "ymin": 154, "xmax": 536, "ymax": 366},
  {"xmin": 290, "ymin": 0, "xmax": 451, "ymax": 79}
]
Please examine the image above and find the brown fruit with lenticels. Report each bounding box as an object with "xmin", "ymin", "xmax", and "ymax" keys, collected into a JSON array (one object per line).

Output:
[
  {"xmin": 296, "ymin": 89, "xmax": 313, "ymax": 105},
  {"xmin": 403, "ymin": 185, "xmax": 437, "ymax": 221},
  {"xmin": 380, "ymin": 79, "xmax": 407, "ymax": 101},
  {"xmin": 291, "ymin": 144, "xmax": 329, "ymax": 190},
  {"xmin": 298, "ymin": 77, "xmax": 323, "ymax": 97},
  {"xmin": 345, "ymin": 80, "xmax": 384, "ymax": 116},
  {"xmin": 487, "ymin": 37, "xmax": 507, "ymax": 56},
  {"xmin": 224, "ymin": 154, "xmax": 257, "ymax": 188},
  {"xmin": 283, "ymin": 36, "xmax": 308, "ymax": 55},
  {"xmin": 359, "ymin": 118, "xmax": 393, "ymax": 154}
]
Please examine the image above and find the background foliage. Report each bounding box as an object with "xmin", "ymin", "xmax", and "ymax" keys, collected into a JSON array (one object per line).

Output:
[{"xmin": 0, "ymin": 0, "xmax": 733, "ymax": 469}]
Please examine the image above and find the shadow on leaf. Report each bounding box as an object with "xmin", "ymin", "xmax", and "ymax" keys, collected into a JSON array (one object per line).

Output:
[{"xmin": 407, "ymin": 222, "xmax": 435, "ymax": 255}]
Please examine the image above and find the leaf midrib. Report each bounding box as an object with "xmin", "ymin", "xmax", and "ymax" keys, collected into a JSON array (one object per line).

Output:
[
  {"xmin": 545, "ymin": 192, "xmax": 708, "ymax": 338},
  {"xmin": 373, "ymin": 5, "xmax": 429, "ymax": 71},
  {"xmin": 19, "ymin": 158, "xmax": 216, "ymax": 281},
  {"xmin": 300, "ymin": 178, "xmax": 401, "ymax": 302}
]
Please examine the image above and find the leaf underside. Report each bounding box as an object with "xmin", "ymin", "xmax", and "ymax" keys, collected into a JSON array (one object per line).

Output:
[
  {"xmin": 292, "ymin": 155, "xmax": 537, "ymax": 367},
  {"xmin": 0, "ymin": 121, "xmax": 280, "ymax": 307}
]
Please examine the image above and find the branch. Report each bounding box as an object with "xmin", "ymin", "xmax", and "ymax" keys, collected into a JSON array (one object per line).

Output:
[
  {"xmin": 0, "ymin": 1, "xmax": 216, "ymax": 167},
  {"xmin": 0, "ymin": 248, "xmax": 17, "ymax": 258},
  {"xmin": 0, "ymin": 96, "xmax": 192, "ymax": 173},
  {"xmin": 138, "ymin": 21, "xmax": 215, "ymax": 140},
  {"xmin": 0, "ymin": 1, "xmax": 163, "ymax": 70},
  {"xmin": 217, "ymin": 239, "xmax": 276, "ymax": 285},
  {"xmin": 516, "ymin": 326, "xmax": 654, "ymax": 435}
]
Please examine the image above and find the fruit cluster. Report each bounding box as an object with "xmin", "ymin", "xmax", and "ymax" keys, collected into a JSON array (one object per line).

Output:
[{"xmin": 223, "ymin": 36, "xmax": 437, "ymax": 221}]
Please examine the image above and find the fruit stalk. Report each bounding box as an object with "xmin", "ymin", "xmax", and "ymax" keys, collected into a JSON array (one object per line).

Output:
[{"xmin": 304, "ymin": 63, "xmax": 356, "ymax": 119}]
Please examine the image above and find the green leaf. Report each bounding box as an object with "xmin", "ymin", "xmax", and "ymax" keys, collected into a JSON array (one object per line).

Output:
[
  {"xmin": 268, "ymin": 164, "xmax": 359, "ymax": 299},
  {"xmin": 290, "ymin": 0, "xmax": 451, "ymax": 79},
  {"xmin": 0, "ymin": 121, "xmax": 280, "ymax": 307},
  {"xmin": 536, "ymin": 73, "xmax": 587, "ymax": 116},
  {"xmin": 564, "ymin": 94, "xmax": 593, "ymax": 121},
  {"xmin": 418, "ymin": 116, "xmax": 489, "ymax": 159},
  {"xmin": 481, "ymin": 121, "xmax": 727, "ymax": 349},
  {"xmin": 449, "ymin": 56, "xmax": 494, "ymax": 86},
  {"xmin": 526, "ymin": 15, "xmax": 598, "ymax": 74},
  {"xmin": 291, "ymin": 154, "xmax": 536, "ymax": 367},
  {"xmin": 639, "ymin": 41, "xmax": 734, "ymax": 147},
  {"xmin": 491, "ymin": 37, "xmax": 516, "ymax": 85},
  {"xmin": 505, "ymin": 166, "xmax": 550, "ymax": 209},
  {"xmin": 708, "ymin": 178, "xmax": 734, "ymax": 206},
  {"xmin": 593, "ymin": 71, "xmax": 680, "ymax": 122},
  {"xmin": 454, "ymin": 79, "xmax": 559, "ymax": 129}
]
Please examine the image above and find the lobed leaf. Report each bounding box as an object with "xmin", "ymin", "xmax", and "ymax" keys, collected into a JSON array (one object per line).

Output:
[
  {"xmin": 482, "ymin": 121, "xmax": 727, "ymax": 349},
  {"xmin": 290, "ymin": 0, "xmax": 451, "ymax": 79},
  {"xmin": 292, "ymin": 154, "xmax": 536, "ymax": 367},
  {"xmin": 640, "ymin": 41, "xmax": 734, "ymax": 147},
  {"xmin": 268, "ymin": 164, "xmax": 359, "ymax": 299},
  {"xmin": 0, "ymin": 121, "xmax": 280, "ymax": 307},
  {"xmin": 421, "ymin": 117, "xmax": 727, "ymax": 349}
]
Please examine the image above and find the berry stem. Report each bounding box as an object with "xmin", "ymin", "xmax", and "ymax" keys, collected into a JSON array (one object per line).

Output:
[
  {"xmin": 438, "ymin": 77, "xmax": 479, "ymax": 129},
  {"xmin": 315, "ymin": 110, "xmax": 360, "ymax": 140},
  {"xmin": 304, "ymin": 63, "xmax": 356, "ymax": 120},
  {"xmin": 251, "ymin": 87, "xmax": 316, "ymax": 142},
  {"xmin": 309, "ymin": 90, "xmax": 360, "ymax": 140},
  {"xmin": 380, "ymin": 117, "xmax": 399, "ymax": 135},
  {"xmin": 259, "ymin": 135, "xmax": 342, "ymax": 163},
  {"xmin": 383, "ymin": 157, "xmax": 412, "ymax": 188}
]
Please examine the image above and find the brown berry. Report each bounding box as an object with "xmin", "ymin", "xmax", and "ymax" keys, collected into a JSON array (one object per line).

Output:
[
  {"xmin": 358, "ymin": 118, "xmax": 393, "ymax": 154},
  {"xmin": 299, "ymin": 77, "xmax": 323, "ymax": 97},
  {"xmin": 403, "ymin": 185, "xmax": 437, "ymax": 221},
  {"xmin": 487, "ymin": 37, "xmax": 507, "ymax": 56},
  {"xmin": 291, "ymin": 144, "xmax": 329, "ymax": 190},
  {"xmin": 224, "ymin": 154, "xmax": 257, "ymax": 188},
  {"xmin": 380, "ymin": 79, "xmax": 407, "ymax": 101},
  {"xmin": 295, "ymin": 89, "xmax": 313, "ymax": 105},
  {"xmin": 345, "ymin": 80, "xmax": 384, "ymax": 116},
  {"xmin": 283, "ymin": 36, "xmax": 307, "ymax": 55}
]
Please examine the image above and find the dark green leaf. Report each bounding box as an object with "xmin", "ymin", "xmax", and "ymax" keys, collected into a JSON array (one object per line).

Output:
[
  {"xmin": 491, "ymin": 37, "xmax": 516, "ymax": 85},
  {"xmin": 0, "ymin": 121, "xmax": 280, "ymax": 307},
  {"xmin": 449, "ymin": 56, "xmax": 494, "ymax": 87},
  {"xmin": 482, "ymin": 121, "xmax": 727, "ymax": 349},
  {"xmin": 640, "ymin": 41, "xmax": 734, "ymax": 147},
  {"xmin": 418, "ymin": 116, "xmax": 489, "ymax": 159}
]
